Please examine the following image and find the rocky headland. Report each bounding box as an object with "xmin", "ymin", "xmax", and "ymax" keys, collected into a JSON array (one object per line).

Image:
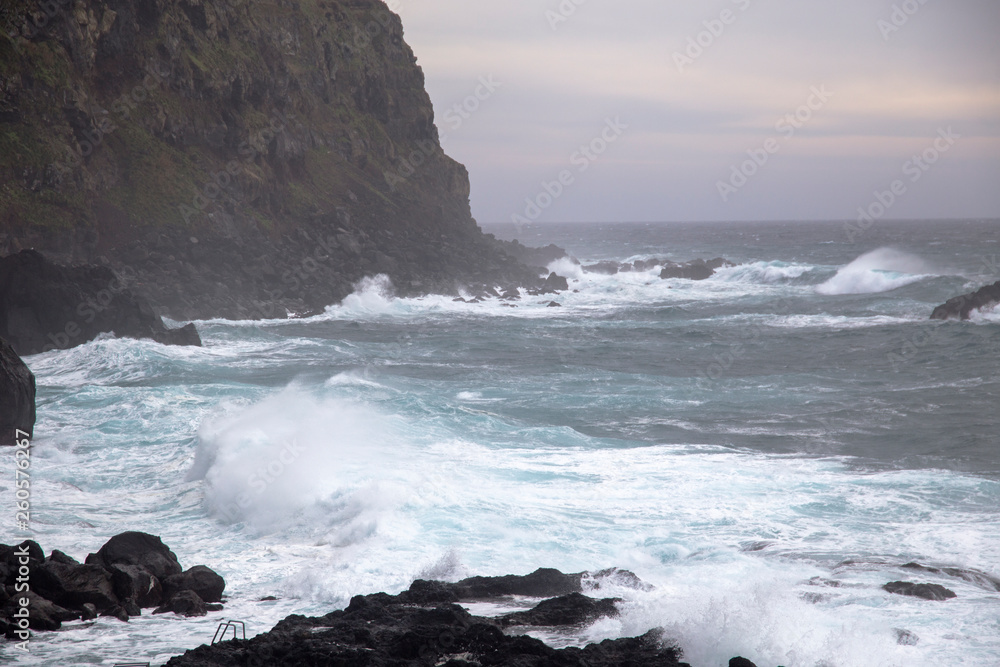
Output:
[
  {"xmin": 0, "ymin": 0, "xmax": 548, "ymax": 320},
  {"xmin": 930, "ymin": 280, "xmax": 1000, "ymax": 320}
]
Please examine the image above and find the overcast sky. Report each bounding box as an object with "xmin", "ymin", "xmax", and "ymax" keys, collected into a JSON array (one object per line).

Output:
[{"xmin": 391, "ymin": 0, "xmax": 1000, "ymax": 224}]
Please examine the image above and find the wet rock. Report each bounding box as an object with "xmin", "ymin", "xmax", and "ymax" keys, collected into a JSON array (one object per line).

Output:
[
  {"xmin": 543, "ymin": 272, "xmax": 570, "ymax": 292},
  {"xmin": 499, "ymin": 592, "xmax": 620, "ymax": 627},
  {"xmin": 0, "ymin": 337, "xmax": 35, "ymax": 447},
  {"xmin": 164, "ymin": 579, "xmax": 688, "ymax": 667},
  {"xmin": 883, "ymin": 581, "xmax": 957, "ymax": 601},
  {"xmin": 453, "ymin": 567, "xmax": 586, "ymax": 598},
  {"xmin": 894, "ymin": 628, "xmax": 920, "ymax": 646},
  {"xmin": 659, "ymin": 258, "xmax": 734, "ymax": 281},
  {"xmin": 89, "ymin": 531, "xmax": 183, "ymax": 581},
  {"xmin": 0, "ymin": 251, "xmax": 201, "ymax": 355},
  {"xmin": 730, "ymin": 658, "xmax": 758, "ymax": 667},
  {"xmin": 80, "ymin": 603, "xmax": 98, "ymax": 621},
  {"xmin": 154, "ymin": 590, "xmax": 208, "ymax": 617},
  {"xmin": 499, "ymin": 241, "xmax": 569, "ymax": 270},
  {"xmin": 47, "ymin": 550, "xmax": 79, "ymax": 565},
  {"xmin": 162, "ymin": 565, "xmax": 226, "ymax": 604},
  {"xmin": 101, "ymin": 605, "xmax": 131, "ymax": 622},
  {"xmin": 931, "ymin": 280, "xmax": 1000, "ymax": 320},
  {"xmin": 32, "ymin": 561, "xmax": 119, "ymax": 612},
  {"xmin": 547, "ymin": 301, "xmax": 562, "ymax": 307},
  {"xmin": 901, "ymin": 562, "xmax": 1000, "ymax": 592},
  {"xmin": 3, "ymin": 591, "xmax": 80, "ymax": 631},
  {"xmin": 583, "ymin": 261, "xmax": 620, "ymax": 275},
  {"xmin": 110, "ymin": 563, "xmax": 164, "ymax": 608}
]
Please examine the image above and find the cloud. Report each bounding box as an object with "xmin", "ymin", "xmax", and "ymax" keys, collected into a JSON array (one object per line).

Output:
[{"xmin": 394, "ymin": 0, "xmax": 1000, "ymax": 222}]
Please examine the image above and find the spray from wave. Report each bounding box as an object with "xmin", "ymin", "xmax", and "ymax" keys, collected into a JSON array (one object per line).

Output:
[
  {"xmin": 816, "ymin": 248, "xmax": 934, "ymax": 295},
  {"xmin": 187, "ymin": 386, "xmax": 409, "ymax": 543}
]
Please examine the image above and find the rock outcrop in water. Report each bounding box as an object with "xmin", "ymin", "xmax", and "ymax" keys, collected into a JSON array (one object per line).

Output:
[
  {"xmin": 165, "ymin": 568, "xmax": 695, "ymax": 667},
  {"xmin": 660, "ymin": 257, "xmax": 735, "ymax": 280},
  {"xmin": 930, "ymin": 280, "xmax": 1000, "ymax": 320},
  {"xmin": 0, "ymin": 250, "xmax": 201, "ymax": 355},
  {"xmin": 0, "ymin": 0, "xmax": 543, "ymax": 320},
  {"xmin": 0, "ymin": 336, "xmax": 35, "ymax": 446},
  {"xmin": 883, "ymin": 581, "xmax": 957, "ymax": 601},
  {"xmin": 0, "ymin": 532, "xmax": 225, "ymax": 637}
]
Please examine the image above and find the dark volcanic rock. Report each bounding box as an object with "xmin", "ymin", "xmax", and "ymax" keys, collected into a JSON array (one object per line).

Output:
[
  {"xmin": 109, "ymin": 563, "xmax": 164, "ymax": 608},
  {"xmin": 498, "ymin": 240, "xmax": 569, "ymax": 269},
  {"xmin": 454, "ymin": 567, "xmax": 585, "ymax": 598},
  {"xmin": 31, "ymin": 561, "xmax": 118, "ymax": 612},
  {"xmin": 543, "ymin": 272, "xmax": 570, "ymax": 293},
  {"xmin": 901, "ymin": 562, "xmax": 1000, "ymax": 592},
  {"xmin": 3, "ymin": 591, "xmax": 79, "ymax": 631},
  {"xmin": 155, "ymin": 590, "xmax": 208, "ymax": 617},
  {"xmin": 499, "ymin": 592, "xmax": 621, "ymax": 627},
  {"xmin": 0, "ymin": 337, "xmax": 34, "ymax": 446},
  {"xmin": 583, "ymin": 261, "xmax": 621, "ymax": 275},
  {"xmin": 89, "ymin": 532, "xmax": 183, "ymax": 581},
  {"xmin": 0, "ymin": 250, "xmax": 201, "ymax": 355},
  {"xmin": 660, "ymin": 258, "xmax": 734, "ymax": 281},
  {"xmin": 164, "ymin": 581, "xmax": 689, "ymax": 667},
  {"xmin": 883, "ymin": 581, "xmax": 957, "ymax": 601},
  {"xmin": 730, "ymin": 658, "xmax": 759, "ymax": 667},
  {"xmin": 162, "ymin": 565, "xmax": 226, "ymax": 604},
  {"xmin": 930, "ymin": 280, "xmax": 1000, "ymax": 320},
  {"xmin": 1, "ymin": 533, "xmax": 224, "ymax": 635}
]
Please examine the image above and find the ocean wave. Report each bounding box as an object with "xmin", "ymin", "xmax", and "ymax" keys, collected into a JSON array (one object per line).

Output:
[
  {"xmin": 816, "ymin": 248, "xmax": 936, "ymax": 295},
  {"xmin": 714, "ymin": 261, "xmax": 817, "ymax": 285}
]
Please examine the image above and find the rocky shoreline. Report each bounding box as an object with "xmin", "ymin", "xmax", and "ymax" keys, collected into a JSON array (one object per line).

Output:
[
  {"xmin": 1, "ymin": 533, "xmax": 226, "ymax": 637},
  {"xmin": 163, "ymin": 568, "xmax": 754, "ymax": 667},
  {"xmin": 930, "ymin": 279, "xmax": 1000, "ymax": 320}
]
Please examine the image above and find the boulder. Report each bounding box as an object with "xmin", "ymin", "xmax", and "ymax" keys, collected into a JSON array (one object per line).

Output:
[
  {"xmin": 659, "ymin": 258, "xmax": 734, "ymax": 281},
  {"xmin": 930, "ymin": 280, "xmax": 1000, "ymax": 320},
  {"xmin": 162, "ymin": 565, "xmax": 226, "ymax": 604},
  {"xmin": 110, "ymin": 563, "xmax": 164, "ymax": 608},
  {"xmin": 0, "ymin": 337, "xmax": 35, "ymax": 446},
  {"xmin": 154, "ymin": 590, "xmax": 208, "ymax": 617},
  {"xmin": 31, "ymin": 561, "xmax": 119, "ymax": 611},
  {"xmin": 883, "ymin": 581, "xmax": 957, "ymax": 601},
  {"xmin": 730, "ymin": 659, "xmax": 758, "ymax": 667},
  {"xmin": 3, "ymin": 591, "xmax": 79, "ymax": 631},
  {"xmin": 90, "ymin": 532, "xmax": 183, "ymax": 580},
  {"xmin": 583, "ymin": 261, "xmax": 620, "ymax": 275},
  {"xmin": 499, "ymin": 592, "xmax": 620, "ymax": 627},
  {"xmin": 0, "ymin": 250, "xmax": 202, "ymax": 355},
  {"xmin": 543, "ymin": 272, "xmax": 570, "ymax": 292}
]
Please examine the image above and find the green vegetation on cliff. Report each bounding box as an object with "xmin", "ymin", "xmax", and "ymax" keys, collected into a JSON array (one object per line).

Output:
[{"xmin": 0, "ymin": 0, "xmax": 534, "ymax": 318}]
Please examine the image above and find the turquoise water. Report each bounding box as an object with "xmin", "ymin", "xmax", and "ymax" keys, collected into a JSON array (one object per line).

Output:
[{"xmin": 3, "ymin": 219, "xmax": 999, "ymax": 666}]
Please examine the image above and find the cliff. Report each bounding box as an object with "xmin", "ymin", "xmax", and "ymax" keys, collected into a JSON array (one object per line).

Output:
[{"xmin": 0, "ymin": 0, "xmax": 539, "ymax": 319}]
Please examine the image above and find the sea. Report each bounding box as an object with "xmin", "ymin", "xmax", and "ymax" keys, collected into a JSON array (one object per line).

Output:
[{"xmin": 3, "ymin": 219, "xmax": 999, "ymax": 666}]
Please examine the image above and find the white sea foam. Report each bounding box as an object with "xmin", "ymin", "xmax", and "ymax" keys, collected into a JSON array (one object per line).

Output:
[{"xmin": 816, "ymin": 248, "xmax": 935, "ymax": 295}]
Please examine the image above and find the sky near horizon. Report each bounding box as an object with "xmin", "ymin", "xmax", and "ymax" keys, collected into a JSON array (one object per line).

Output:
[{"xmin": 391, "ymin": 0, "xmax": 1000, "ymax": 224}]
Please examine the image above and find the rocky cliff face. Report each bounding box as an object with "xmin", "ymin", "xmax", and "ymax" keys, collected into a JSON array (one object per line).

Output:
[
  {"xmin": 0, "ymin": 335, "xmax": 35, "ymax": 446},
  {"xmin": 0, "ymin": 0, "xmax": 537, "ymax": 319}
]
